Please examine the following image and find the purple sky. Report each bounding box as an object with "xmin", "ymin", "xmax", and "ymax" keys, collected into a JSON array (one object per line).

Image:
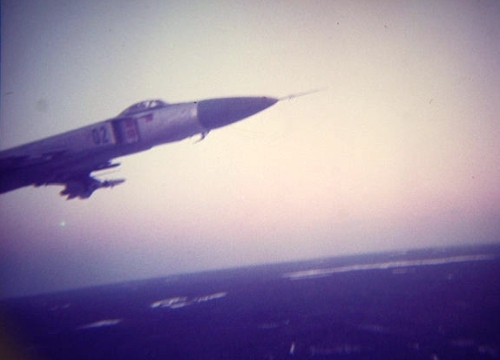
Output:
[{"xmin": 1, "ymin": 0, "xmax": 500, "ymax": 297}]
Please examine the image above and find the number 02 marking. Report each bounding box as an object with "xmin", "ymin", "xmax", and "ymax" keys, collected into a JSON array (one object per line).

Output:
[{"xmin": 92, "ymin": 126, "xmax": 110, "ymax": 145}]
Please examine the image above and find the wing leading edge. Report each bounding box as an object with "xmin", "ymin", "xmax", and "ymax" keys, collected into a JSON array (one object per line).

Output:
[{"xmin": 0, "ymin": 150, "xmax": 125, "ymax": 199}]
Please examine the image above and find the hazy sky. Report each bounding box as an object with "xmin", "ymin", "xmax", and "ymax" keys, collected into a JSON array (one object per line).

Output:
[{"xmin": 1, "ymin": 0, "xmax": 500, "ymax": 297}]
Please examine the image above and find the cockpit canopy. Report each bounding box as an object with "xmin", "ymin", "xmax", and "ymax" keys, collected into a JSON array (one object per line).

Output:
[{"xmin": 119, "ymin": 99, "xmax": 169, "ymax": 116}]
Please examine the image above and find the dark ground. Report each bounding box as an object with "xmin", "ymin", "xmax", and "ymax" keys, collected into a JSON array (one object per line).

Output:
[{"xmin": 2, "ymin": 244, "xmax": 500, "ymax": 359}]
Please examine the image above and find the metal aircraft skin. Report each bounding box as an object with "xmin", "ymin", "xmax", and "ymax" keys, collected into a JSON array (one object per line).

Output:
[{"xmin": 0, "ymin": 96, "xmax": 279, "ymax": 199}]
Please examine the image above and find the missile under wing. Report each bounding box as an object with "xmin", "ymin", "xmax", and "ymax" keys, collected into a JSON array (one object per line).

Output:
[{"xmin": 0, "ymin": 96, "xmax": 278, "ymax": 199}]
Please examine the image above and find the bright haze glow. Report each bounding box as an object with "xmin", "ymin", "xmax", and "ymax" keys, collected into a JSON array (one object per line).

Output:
[{"xmin": 1, "ymin": 1, "xmax": 499, "ymax": 297}]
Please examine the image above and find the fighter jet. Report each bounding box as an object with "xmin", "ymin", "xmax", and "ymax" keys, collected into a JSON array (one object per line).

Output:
[{"xmin": 0, "ymin": 93, "xmax": 314, "ymax": 199}]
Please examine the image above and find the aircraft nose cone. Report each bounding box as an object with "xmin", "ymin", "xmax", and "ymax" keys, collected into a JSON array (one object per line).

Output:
[{"xmin": 197, "ymin": 96, "xmax": 278, "ymax": 130}]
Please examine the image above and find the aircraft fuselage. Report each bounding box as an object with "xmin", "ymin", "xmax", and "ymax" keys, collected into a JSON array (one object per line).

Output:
[{"xmin": 0, "ymin": 96, "xmax": 278, "ymax": 198}]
